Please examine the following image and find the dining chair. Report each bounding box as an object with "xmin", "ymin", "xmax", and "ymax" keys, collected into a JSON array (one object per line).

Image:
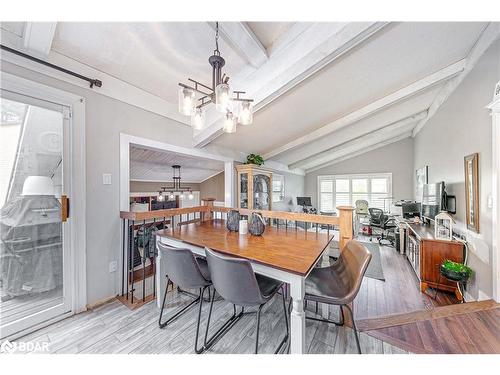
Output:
[
  {"xmin": 304, "ymin": 240, "xmax": 372, "ymax": 353},
  {"xmin": 204, "ymin": 247, "xmax": 289, "ymax": 354},
  {"xmin": 157, "ymin": 242, "xmax": 212, "ymax": 354}
]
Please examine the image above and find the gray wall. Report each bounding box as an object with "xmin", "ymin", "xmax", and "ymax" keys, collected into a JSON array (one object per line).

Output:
[
  {"xmin": 305, "ymin": 137, "xmax": 415, "ymax": 208},
  {"xmin": 1, "ymin": 61, "xmax": 198, "ymax": 306},
  {"xmin": 413, "ymin": 40, "xmax": 500, "ymax": 300},
  {"xmin": 200, "ymin": 172, "xmax": 225, "ymax": 201}
]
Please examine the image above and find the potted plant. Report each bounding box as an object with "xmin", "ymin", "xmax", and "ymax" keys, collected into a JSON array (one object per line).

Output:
[
  {"xmin": 440, "ymin": 259, "xmax": 472, "ymax": 282},
  {"xmin": 245, "ymin": 154, "xmax": 264, "ymax": 166}
]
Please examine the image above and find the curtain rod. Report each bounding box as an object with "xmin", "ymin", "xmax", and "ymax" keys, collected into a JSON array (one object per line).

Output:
[{"xmin": 0, "ymin": 44, "xmax": 102, "ymax": 88}]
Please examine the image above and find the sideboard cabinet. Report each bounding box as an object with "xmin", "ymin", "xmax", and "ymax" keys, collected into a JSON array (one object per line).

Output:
[{"xmin": 405, "ymin": 223, "xmax": 464, "ymax": 301}]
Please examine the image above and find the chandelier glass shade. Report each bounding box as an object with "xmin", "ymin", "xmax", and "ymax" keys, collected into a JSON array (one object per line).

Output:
[
  {"xmin": 215, "ymin": 83, "xmax": 231, "ymax": 113},
  {"xmin": 223, "ymin": 111, "xmax": 237, "ymax": 133},
  {"xmin": 191, "ymin": 107, "xmax": 205, "ymax": 130},
  {"xmin": 178, "ymin": 87, "xmax": 196, "ymax": 116},
  {"xmin": 238, "ymin": 101, "xmax": 253, "ymax": 125},
  {"xmin": 177, "ymin": 22, "xmax": 254, "ymax": 133}
]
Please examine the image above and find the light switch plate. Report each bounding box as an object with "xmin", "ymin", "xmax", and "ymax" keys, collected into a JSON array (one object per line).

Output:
[{"xmin": 102, "ymin": 173, "xmax": 112, "ymax": 185}]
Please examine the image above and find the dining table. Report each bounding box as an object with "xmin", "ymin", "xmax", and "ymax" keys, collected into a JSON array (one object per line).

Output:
[{"xmin": 155, "ymin": 218, "xmax": 334, "ymax": 354}]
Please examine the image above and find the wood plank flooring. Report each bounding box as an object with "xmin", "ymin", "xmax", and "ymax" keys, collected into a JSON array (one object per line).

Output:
[
  {"xmin": 364, "ymin": 303, "xmax": 500, "ymax": 353},
  {"xmin": 13, "ymin": 292, "xmax": 408, "ymax": 354},
  {"xmin": 9, "ymin": 239, "xmax": 467, "ymax": 354}
]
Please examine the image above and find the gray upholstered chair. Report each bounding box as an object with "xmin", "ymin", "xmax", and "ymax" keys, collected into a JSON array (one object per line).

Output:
[
  {"xmin": 304, "ymin": 240, "xmax": 372, "ymax": 353},
  {"xmin": 204, "ymin": 247, "xmax": 289, "ymax": 354},
  {"xmin": 157, "ymin": 242, "xmax": 212, "ymax": 354}
]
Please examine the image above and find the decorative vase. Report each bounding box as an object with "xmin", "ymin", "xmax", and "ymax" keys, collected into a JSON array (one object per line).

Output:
[
  {"xmin": 249, "ymin": 212, "xmax": 266, "ymax": 236},
  {"xmin": 226, "ymin": 210, "xmax": 240, "ymax": 232}
]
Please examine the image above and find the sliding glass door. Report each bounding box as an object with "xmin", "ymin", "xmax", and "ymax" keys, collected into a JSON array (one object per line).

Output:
[{"xmin": 0, "ymin": 90, "xmax": 72, "ymax": 339}]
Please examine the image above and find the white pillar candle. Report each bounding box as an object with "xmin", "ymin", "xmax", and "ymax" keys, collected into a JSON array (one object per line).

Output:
[{"xmin": 239, "ymin": 219, "xmax": 248, "ymax": 235}]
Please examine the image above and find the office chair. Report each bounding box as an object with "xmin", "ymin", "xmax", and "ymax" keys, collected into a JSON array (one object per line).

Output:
[
  {"xmin": 368, "ymin": 207, "xmax": 397, "ymax": 246},
  {"xmin": 354, "ymin": 200, "xmax": 369, "ymax": 235}
]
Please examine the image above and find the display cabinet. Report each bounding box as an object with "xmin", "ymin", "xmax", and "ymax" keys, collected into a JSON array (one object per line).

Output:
[{"xmin": 236, "ymin": 164, "xmax": 273, "ymax": 210}]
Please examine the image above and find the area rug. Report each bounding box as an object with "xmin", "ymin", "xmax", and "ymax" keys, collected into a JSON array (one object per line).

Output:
[{"xmin": 328, "ymin": 241, "xmax": 385, "ymax": 281}]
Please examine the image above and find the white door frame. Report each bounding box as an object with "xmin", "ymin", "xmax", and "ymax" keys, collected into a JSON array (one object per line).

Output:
[
  {"xmin": 487, "ymin": 93, "xmax": 500, "ymax": 302},
  {"xmin": 0, "ymin": 72, "xmax": 87, "ymax": 337}
]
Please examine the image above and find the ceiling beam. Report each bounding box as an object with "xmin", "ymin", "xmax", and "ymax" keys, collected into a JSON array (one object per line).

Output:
[
  {"xmin": 23, "ymin": 22, "xmax": 57, "ymax": 57},
  {"xmin": 412, "ymin": 22, "xmax": 500, "ymax": 137},
  {"xmin": 306, "ymin": 131, "xmax": 413, "ymax": 173},
  {"xmin": 193, "ymin": 22, "xmax": 389, "ymax": 148},
  {"xmin": 263, "ymin": 58, "xmax": 466, "ymax": 160},
  {"xmin": 289, "ymin": 111, "xmax": 427, "ymax": 170},
  {"xmin": 216, "ymin": 22, "xmax": 268, "ymax": 68}
]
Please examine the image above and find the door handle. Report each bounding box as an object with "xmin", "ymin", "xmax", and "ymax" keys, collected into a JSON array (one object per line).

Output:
[{"xmin": 61, "ymin": 195, "xmax": 70, "ymax": 222}]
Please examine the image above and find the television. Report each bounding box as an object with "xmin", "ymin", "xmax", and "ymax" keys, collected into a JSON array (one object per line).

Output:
[
  {"xmin": 296, "ymin": 197, "xmax": 312, "ymax": 207},
  {"xmin": 421, "ymin": 182, "xmax": 447, "ymax": 220}
]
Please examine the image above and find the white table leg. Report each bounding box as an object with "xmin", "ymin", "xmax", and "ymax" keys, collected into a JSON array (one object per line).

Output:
[{"xmin": 289, "ymin": 276, "xmax": 306, "ymax": 354}]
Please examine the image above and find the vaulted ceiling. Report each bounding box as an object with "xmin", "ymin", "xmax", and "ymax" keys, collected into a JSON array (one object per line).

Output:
[{"xmin": 1, "ymin": 21, "xmax": 499, "ymax": 174}]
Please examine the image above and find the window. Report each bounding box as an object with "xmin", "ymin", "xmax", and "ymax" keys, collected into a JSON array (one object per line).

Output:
[
  {"xmin": 318, "ymin": 173, "xmax": 392, "ymax": 213},
  {"xmin": 272, "ymin": 174, "xmax": 285, "ymax": 202}
]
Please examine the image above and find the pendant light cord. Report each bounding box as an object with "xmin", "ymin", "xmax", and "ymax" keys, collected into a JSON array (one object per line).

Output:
[{"xmin": 214, "ymin": 21, "xmax": 220, "ymax": 55}]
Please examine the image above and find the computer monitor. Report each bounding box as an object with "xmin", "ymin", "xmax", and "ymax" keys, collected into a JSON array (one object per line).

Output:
[
  {"xmin": 296, "ymin": 197, "xmax": 312, "ymax": 207},
  {"xmin": 402, "ymin": 202, "xmax": 421, "ymax": 219}
]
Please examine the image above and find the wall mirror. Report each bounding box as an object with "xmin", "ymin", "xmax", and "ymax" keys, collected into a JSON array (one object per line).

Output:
[{"xmin": 464, "ymin": 153, "xmax": 479, "ymax": 233}]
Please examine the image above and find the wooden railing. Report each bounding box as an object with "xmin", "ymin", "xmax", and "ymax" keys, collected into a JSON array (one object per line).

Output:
[{"xmin": 119, "ymin": 204, "xmax": 354, "ymax": 306}]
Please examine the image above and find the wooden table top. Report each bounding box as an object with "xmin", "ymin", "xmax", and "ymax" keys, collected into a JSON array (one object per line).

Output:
[{"xmin": 157, "ymin": 219, "xmax": 333, "ymax": 276}]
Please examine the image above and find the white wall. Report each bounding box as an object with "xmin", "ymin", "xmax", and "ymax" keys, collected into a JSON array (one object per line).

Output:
[
  {"xmin": 413, "ymin": 40, "xmax": 500, "ymax": 300},
  {"xmin": 305, "ymin": 137, "xmax": 414, "ymax": 208},
  {"xmin": 0, "ymin": 61, "xmax": 223, "ymax": 305}
]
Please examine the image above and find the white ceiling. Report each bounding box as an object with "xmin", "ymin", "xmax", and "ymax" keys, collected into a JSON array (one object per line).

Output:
[
  {"xmin": 212, "ymin": 22, "xmax": 487, "ymax": 157},
  {"xmin": 1, "ymin": 21, "xmax": 497, "ymax": 172},
  {"xmin": 246, "ymin": 22, "xmax": 295, "ymax": 52},
  {"xmin": 129, "ymin": 146, "xmax": 224, "ymax": 183}
]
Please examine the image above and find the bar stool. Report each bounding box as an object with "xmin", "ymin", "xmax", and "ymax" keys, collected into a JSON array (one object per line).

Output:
[
  {"xmin": 304, "ymin": 240, "xmax": 372, "ymax": 353},
  {"xmin": 157, "ymin": 242, "xmax": 212, "ymax": 354},
  {"xmin": 204, "ymin": 247, "xmax": 289, "ymax": 354}
]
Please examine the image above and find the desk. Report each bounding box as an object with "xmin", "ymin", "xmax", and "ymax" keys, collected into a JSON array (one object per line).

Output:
[{"xmin": 156, "ymin": 219, "xmax": 333, "ymax": 354}]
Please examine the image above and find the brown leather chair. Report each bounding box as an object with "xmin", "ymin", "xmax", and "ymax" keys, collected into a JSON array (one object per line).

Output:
[{"xmin": 304, "ymin": 239, "xmax": 372, "ymax": 353}]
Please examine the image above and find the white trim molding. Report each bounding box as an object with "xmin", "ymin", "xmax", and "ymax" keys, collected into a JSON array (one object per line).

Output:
[
  {"xmin": 487, "ymin": 89, "xmax": 500, "ymax": 302},
  {"xmin": 0, "ymin": 71, "xmax": 87, "ymax": 336}
]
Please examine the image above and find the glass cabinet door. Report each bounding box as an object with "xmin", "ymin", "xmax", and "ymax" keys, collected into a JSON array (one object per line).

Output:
[
  {"xmin": 253, "ymin": 173, "xmax": 270, "ymax": 210},
  {"xmin": 239, "ymin": 172, "xmax": 248, "ymax": 208}
]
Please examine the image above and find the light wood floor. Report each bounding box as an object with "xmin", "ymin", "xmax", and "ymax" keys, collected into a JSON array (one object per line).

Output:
[
  {"xmin": 14, "ymin": 291, "xmax": 408, "ymax": 354},
  {"xmin": 11, "ymin": 241, "xmax": 461, "ymax": 354}
]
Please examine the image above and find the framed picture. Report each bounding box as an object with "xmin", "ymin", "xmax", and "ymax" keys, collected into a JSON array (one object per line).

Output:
[
  {"xmin": 415, "ymin": 166, "xmax": 428, "ymax": 202},
  {"xmin": 464, "ymin": 153, "xmax": 480, "ymax": 233}
]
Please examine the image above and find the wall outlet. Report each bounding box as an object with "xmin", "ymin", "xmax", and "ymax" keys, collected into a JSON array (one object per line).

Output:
[
  {"xmin": 102, "ymin": 173, "xmax": 112, "ymax": 185},
  {"xmin": 109, "ymin": 261, "xmax": 117, "ymax": 273}
]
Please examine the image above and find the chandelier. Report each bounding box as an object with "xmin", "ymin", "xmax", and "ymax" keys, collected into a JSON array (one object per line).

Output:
[
  {"xmin": 177, "ymin": 22, "xmax": 254, "ymax": 133},
  {"xmin": 157, "ymin": 165, "xmax": 194, "ymax": 201}
]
